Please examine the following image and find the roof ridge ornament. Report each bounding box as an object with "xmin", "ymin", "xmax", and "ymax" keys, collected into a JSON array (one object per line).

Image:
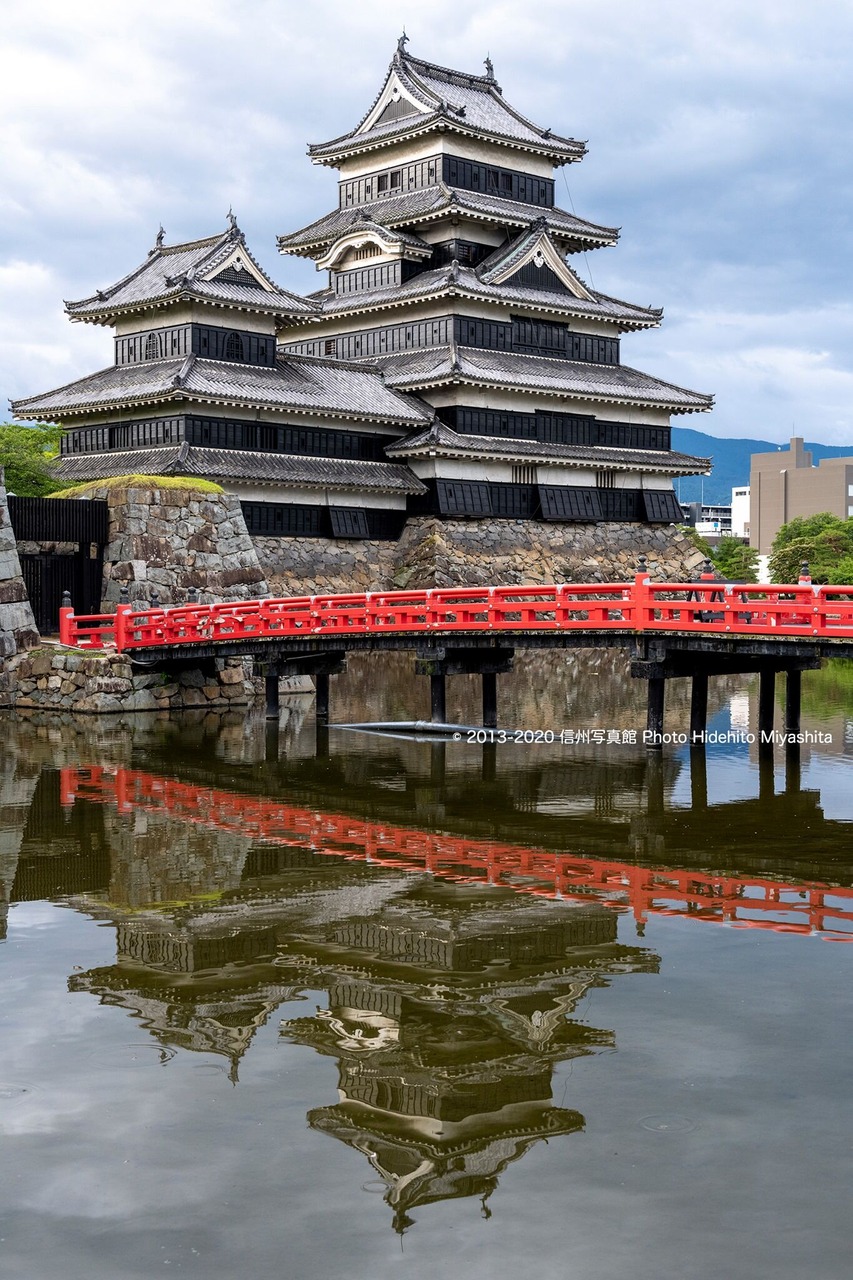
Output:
[
  {"xmin": 226, "ymin": 207, "xmax": 240, "ymax": 235},
  {"xmin": 149, "ymin": 225, "xmax": 165, "ymax": 256},
  {"xmin": 484, "ymin": 55, "xmax": 494, "ymax": 81},
  {"xmin": 396, "ymin": 30, "xmax": 409, "ymax": 58}
]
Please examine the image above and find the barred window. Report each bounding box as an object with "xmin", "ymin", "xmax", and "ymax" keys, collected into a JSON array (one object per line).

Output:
[{"xmin": 224, "ymin": 332, "xmax": 245, "ymax": 361}]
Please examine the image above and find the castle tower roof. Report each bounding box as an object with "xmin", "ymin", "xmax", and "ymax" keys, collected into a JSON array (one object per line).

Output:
[
  {"xmin": 309, "ymin": 38, "xmax": 586, "ymax": 167},
  {"xmin": 66, "ymin": 220, "xmax": 318, "ymax": 326}
]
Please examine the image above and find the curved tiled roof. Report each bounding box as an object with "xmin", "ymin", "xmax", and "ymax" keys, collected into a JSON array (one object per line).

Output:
[
  {"xmin": 53, "ymin": 446, "xmax": 426, "ymax": 493},
  {"xmin": 67, "ymin": 226, "xmax": 316, "ymax": 323},
  {"xmin": 377, "ymin": 346, "xmax": 714, "ymax": 415},
  {"xmin": 278, "ymin": 186, "xmax": 618, "ymax": 257},
  {"xmin": 386, "ymin": 419, "xmax": 710, "ymax": 476},
  {"xmin": 12, "ymin": 354, "xmax": 431, "ymax": 424},
  {"xmin": 309, "ymin": 46, "xmax": 585, "ymax": 165},
  {"xmin": 306, "ymin": 260, "xmax": 659, "ymax": 330}
]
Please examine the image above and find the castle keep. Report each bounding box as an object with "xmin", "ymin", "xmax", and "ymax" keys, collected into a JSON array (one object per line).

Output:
[{"xmin": 12, "ymin": 40, "xmax": 712, "ymax": 590}]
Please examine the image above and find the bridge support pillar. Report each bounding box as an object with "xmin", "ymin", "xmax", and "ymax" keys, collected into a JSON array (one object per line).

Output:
[
  {"xmin": 430, "ymin": 674, "xmax": 446, "ymax": 724},
  {"xmin": 315, "ymin": 672, "xmax": 330, "ymax": 725},
  {"xmin": 265, "ymin": 671, "xmax": 279, "ymax": 721},
  {"xmin": 690, "ymin": 671, "xmax": 708, "ymax": 742},
  {"xmin": 759, "ymin": 669, "xmax": 776, "ymax": 743},
  {"xmin": 482, "ymin": 672, "xmax": 498, "ymax": 728},
  {"xmin": 415, "ymin": 647, "xmax": 513, "ymax": 727},
  {"xmin": 690, "ymin": 745, "xmax": 708, "ymax": 810},
  {"xmin": 646, "ymin": 677, "xmax": 666, "ymax": 746},
  {"xmin": 785, "ymin": 669, "xmax": 802, "ymax": 735}
]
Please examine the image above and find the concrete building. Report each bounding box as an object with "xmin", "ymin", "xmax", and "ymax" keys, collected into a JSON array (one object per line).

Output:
[
  {"xmin": 749, "ymin": 437, "xmax": 853, "ymax": 554},
  {"xmin": 731, "ymin": 485, "xmax": 750, "ymax": 540}
]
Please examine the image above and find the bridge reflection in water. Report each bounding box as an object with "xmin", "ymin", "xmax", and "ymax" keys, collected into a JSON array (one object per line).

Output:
[{"xmin": 4, "ymin": 741, "xmax": 852, "ymax": 1230}]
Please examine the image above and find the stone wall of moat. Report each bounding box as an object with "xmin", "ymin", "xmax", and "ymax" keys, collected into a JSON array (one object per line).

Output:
[
  {"xmin": 79, "ymin": 483, "xmax": 269, "ymax": 607},
  {"xmin": 254, "ymin": 518, "xmax": 705, "ymax": 596},
  {"xmin": 0, "ymin": 465, "xmax": 39, "ymax": 708},
  {"xmin": 7, "ymin": 647, "xmax": 257, "ymax": 714}
]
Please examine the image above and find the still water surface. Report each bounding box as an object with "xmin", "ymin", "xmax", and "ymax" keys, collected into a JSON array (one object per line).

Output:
[{"xmin": 1, "ymin": 653, "xmax": 851, "ymax": 1280}]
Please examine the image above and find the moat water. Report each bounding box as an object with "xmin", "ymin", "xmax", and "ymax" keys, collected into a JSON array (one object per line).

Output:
[{"xmin": 1, "ymin": 652, "xmax": 851, "ymax": 1280}]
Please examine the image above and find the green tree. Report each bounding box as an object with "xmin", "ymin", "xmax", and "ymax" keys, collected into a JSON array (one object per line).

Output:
[
  {"xmin": 768, "ymin": 512, "xmax": 853, "ymax": 583},
  {"xmin": 710, "ymin": 536, "xmax": 759, "ymax": 582},
  {"xmin": 0, "ymin": 422, "xmax": 66, "ymax": 497}
]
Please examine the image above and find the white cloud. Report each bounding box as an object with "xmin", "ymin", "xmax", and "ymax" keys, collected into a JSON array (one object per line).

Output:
[{"xmin": 1, "ymin": 0, "xmax": 852, "ymax": 443}]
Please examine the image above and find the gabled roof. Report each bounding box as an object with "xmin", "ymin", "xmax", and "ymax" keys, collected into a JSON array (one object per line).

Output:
[
  {"xmin": 309, "ymin": 41, "xmax": 586, "ymax": 166},
  {"xmin": 476, "ymin": 220, "xmax": 592, "ymax": 296},
  {"xmin": 376, "ymin": 346, "xmax": 714, "ymax": 415},
  {"xmin": 315, "ymin": 218, "xmax": 432, "ymax": 271},
  {"xmin": 12, "ymin": 353, "xmax": 431, "ymax": 425},
  {"xmin": 386, "ymin": 419, "xmax": 710, "ymax": 477},
  {"xmin": 66, "ymin": 221, "xmax": 317, "ymax": 325},
  {"xmin": 304, "ymin": 258, "xmax": 660, "ymax": 331},
  {"xmin": 53, "ymin": 446, "xmax": 426, "ymax": 495},
  {"xmin": 278, "ymin": 185, "xmax": 618, "ymax": 257}
]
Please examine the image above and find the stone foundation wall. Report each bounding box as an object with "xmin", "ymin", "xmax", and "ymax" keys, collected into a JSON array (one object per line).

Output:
[
  {"xmin": 77, "ymin": 484, "xmax": 269, "ymax": 607},
  {"xmin": 253, "ymin": 535, "xmax": 399, "ymax": 597},
  {"xmin": 253, "ymin": 518, "xmax": 705, "ymax": 596},
  {"xmin": 8, "ymin": 647, "xmax": 257, "ymax": 714},
  {"xmin": 0, "ymin": 465, "xmax": 40, "ymax": 684}
]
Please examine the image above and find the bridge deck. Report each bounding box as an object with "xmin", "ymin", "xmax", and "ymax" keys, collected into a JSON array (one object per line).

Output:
[{"xmin": 58, "ymin": 575, "xmax": 853, "ymax": 661}]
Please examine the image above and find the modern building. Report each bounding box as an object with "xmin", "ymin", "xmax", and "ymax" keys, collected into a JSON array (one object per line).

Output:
[
  {"xmin": 12, "ymin": 39, "xmax": 712, "ymax": 579},
  {"xmin": 750, "ymin": 437, "xmax": 853, "ymax": 554},
  {"xmin": 731, "ymin": 485, "xmax": 750, "ymax": 540},
  {"xmin": 679, "ymin": 501, "xmax": 733, "ymax": 540}
]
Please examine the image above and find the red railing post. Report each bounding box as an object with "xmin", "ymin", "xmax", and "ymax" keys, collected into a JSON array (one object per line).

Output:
[
  {"xmin": 113, "ymin": 604, "xmax": 132, "ymax": 653},
  {"xmin": 59, "ymin": 605, "xmax": 74, "ymax": 647},
  {"xmin": 632, "ymin": 558, "xmax": 652, "ymax": 630}
]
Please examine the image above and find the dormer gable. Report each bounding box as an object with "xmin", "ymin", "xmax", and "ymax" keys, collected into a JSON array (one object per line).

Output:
[
  {"xmin": 205, "ymin": 244, "xmax": 271, "ymax": 291},
  {"xmin": 477, "ymin": 222, "xmax": 595, "ymax": 300},
  {"xmin": 360, "ymin": 70, "xmax": 431, "ymax": 133},
  {"xmin": 316, "ymin": 221, "xmax": 432, "ymax": 272}
]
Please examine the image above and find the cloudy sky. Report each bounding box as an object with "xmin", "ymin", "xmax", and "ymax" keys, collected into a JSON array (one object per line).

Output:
[{"xmin": 2, "ymin": 0, "xmax": 852, "ymax": 443}]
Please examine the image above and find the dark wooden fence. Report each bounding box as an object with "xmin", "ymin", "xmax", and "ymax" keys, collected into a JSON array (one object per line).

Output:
[
  {"xmin": 7, "ymin": 496, "xmax": 108, "ymax": 544},
  {"xmin": 7, "ymin": 497, "xmax": 108, "ymax": 633}
]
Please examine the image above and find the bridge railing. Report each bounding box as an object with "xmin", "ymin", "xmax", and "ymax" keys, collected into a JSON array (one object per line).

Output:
[{"xmin": 57, "ymin": 576, "xmax": 853, "ymax": 652}]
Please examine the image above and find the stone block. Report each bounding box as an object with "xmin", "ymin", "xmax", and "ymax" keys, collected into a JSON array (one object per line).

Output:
[{"xmin": 218, "ymin": 666, "xmax": 244, "ymax": 685}]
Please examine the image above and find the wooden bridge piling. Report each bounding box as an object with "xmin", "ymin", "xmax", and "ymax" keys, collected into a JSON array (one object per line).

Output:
[
  {"xmin": 690, "ymin": 671, "xmax": 709, "ymax": 741},
  {"xmin": 785, "ymin": 669, "xmax": 802, "ymax": 735},
  {"xmin": 759, "ymin": 670, "xmax": 776, "ymax": 744},
  {"xmin": 646, "ymin": 677, "xmax": 666, "ymax": 741},
  {"xmin": 482, "ymin": 671, "xmax": 498, "ymax": 729},
  {"xmin": 690, "ymin": 745, "xmax": 708, "ymax": 810}
]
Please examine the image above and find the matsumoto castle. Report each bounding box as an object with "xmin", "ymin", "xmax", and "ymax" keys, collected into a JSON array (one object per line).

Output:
[{"xmin": 13, "ymin": 38, "xmax": 712, "ymax": 562}]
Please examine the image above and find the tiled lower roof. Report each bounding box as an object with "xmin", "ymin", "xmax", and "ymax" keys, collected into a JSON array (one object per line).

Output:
[
  {"xmin": 377, "ymin": 346, "xmax": 713, "ymax": 414},
  {"xmin": 12, "ymin": 354, "xmax": 430, "ymax": 424},
  {"xmin": 277, "ymin": 186, "xmax": 618, "ymax": 255},
  {"xmin": 309, "ymin": 261, "xmax": 658, "ymax": 329},
  {"xmin": 67, "ymin": 228, "xmax": 316, "ymax": 321},
  {"xmin": 53, "ymin": 446, "xmax": 426, "ymax": 494},
  {"xmin": 385, "ymin": 420, "xmax": 710, "ymax": 475}
]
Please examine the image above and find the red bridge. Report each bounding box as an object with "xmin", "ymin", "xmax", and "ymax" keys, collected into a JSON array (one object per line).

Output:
[
  {"xmin": 61, "ymin": 766, "xmax": 853, "ymax": 943},
  {"xmin": 60, "ymin": 572, "xmax": 853, "ymax": 652},
  {"xmin": 57, "ymin": 571, "xmax": 853, "ymax": 743}
]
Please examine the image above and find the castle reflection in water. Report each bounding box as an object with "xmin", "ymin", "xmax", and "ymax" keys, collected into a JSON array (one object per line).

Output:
[{"xmin": 2, "ymin": 715, "xmax": 852, "ymax": 1230}]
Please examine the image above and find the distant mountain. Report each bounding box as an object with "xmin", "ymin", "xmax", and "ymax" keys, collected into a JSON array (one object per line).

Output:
[{"xmin": 670, "ymin": 429, "xmax": 853, "ymax": 505}]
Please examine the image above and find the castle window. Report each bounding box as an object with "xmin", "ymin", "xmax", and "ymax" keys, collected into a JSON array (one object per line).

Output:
[
  {"xmin": 512, "ymin": 465, "xmax": 536, "ymax": 485},
  {"xmin": 224, "ymin": 332, "xmax": 245, "ymax": 361},
  {"xmin": 324, "ymin": 339, "xmax": 335, "ymax": 355},
  {"xmin": 144, "ymin": 333, "xmax": 160, "ymax": 361},
  {"xmin": 596, "ymin": 470, "xmax": 616, "ymax": 489}
]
